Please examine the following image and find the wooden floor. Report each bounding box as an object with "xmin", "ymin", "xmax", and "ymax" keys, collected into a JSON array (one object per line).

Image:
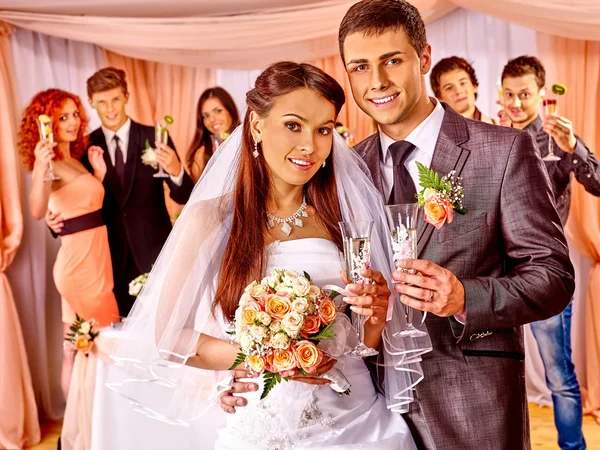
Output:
[{"xmin": 29, "ymin": 404, "xmax": 600, "ymax": 449}]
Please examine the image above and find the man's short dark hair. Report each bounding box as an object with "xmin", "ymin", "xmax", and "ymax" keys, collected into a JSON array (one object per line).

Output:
[
  {"xmin": 501, "ymin": 56, "xmax": 546, "ymax": 89},
  {"xmin": 338, "ymin": 0, "xmax": 427, "ymax": 63}
]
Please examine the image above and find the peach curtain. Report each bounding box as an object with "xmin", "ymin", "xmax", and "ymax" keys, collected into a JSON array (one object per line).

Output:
[
  {"xmin": 103, "ymin": 50, "xmax": 215, "ymax": 216},
  {"xmin": 309, "ymin": 55, "xmax": 376, "ymax": 143},
  {"xmin": 452, "ymin": 0, "xmax": 600, "ymax": 40},
  {"xmin": 0, "ymin": 0, "xmax": 457, "ymax": 69},
  {"xmin": 537, "ymin": 34, "xmax": 600, "ymax": 421},
  {"xmin": 0, "ymin": 21, "xmax": 40, "ymax": 449}
]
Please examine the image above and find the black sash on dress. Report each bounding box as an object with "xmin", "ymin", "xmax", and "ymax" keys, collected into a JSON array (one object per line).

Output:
[{"xmin": 60, "ymin": 209, "xmax": 104, "ymax": 236}]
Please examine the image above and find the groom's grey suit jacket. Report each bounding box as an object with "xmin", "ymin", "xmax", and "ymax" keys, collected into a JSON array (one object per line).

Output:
[{"xmin": 355, "ymin": 104, "xmax": 574, "ymax": 450}]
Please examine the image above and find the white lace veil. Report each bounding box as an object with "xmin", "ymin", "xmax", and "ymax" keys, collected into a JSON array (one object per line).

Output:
[{"xmin": 106, "ymin": 125, "xmax": 432, "ymax": 426}]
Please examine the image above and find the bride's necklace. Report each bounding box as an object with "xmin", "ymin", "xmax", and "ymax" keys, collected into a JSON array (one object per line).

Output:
[{"xmin": 267, "ymin": 196, "xmax": 309, "ymax": 236}]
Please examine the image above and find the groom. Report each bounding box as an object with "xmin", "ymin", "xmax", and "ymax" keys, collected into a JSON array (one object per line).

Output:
[
  {"xmin": 221, "ymin": 1, "xmax": 575, "ymax": 449},
  {"xmin": 339, "ymin": 1, "xmax": 574, "ymax": 449}
]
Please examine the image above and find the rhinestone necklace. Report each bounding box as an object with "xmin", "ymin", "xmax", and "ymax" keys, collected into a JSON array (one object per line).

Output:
[{"xmin": 266, "ymin": 196, "xmax": 308, "ymax": 236}]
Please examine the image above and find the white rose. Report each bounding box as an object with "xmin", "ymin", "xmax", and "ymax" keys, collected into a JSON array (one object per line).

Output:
[
  {"xmin": 293, "ymin": 277, "xmax": 311, "ymax": 297},
  {"xmin": 284, "ymin": 270, "xmax": 299, "ymax": 280},
  {"xmin": 281, "ymin": 311, "xmax": 304, "ymax": 336},
  {"xmin": 80, "ymin": 322, "xmax": 91, "ymax": 334},
  {"xmin": 239, "ymin": 332, "xmax": 254, "ymax": 351},
  {"xmin": 256, "ymin": 311, "xmax": 272, "ymax": 326},
  {"xmin": 270, "ymin": 332, "xmax": 290, "ymax": 350},
  {"xmin": 239, "ymin": 293, "xmax": 253, "ymax": 307},
  {"xmin": 250, "ymin": 325, "xmax": 268, "ymax": 340},
  {"xmin": 306, "ymin": 285, "xmax": 321, "ymax": 301},
  {"xmin": 270, "ymin": 320, "xmax": 283, "ymax": 333},
  {"xmin": 244, "ymin": 281, "xmax": 258, "ymax": 293},
  {"xmin": 276, "ymin": 285, "xmax": 295, "ymax": 296},
  {"xmin": 291, "ymin": 298, "xmax": 309, "ymax": 314}
]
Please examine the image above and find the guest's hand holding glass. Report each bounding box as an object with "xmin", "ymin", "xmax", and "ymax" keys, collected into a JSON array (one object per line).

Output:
[
  {"xmin": 542, "ymin": 113, "xmax": 577, "ymax": 155},
  {"xmin": 541, "ymin": 98, "xmax": 561, "ymax": 161}
]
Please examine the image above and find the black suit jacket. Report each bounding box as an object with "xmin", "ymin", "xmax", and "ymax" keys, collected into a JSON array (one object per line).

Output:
[{"xmin": 83, "ymin": 120, "xmax": 194, "ymax": 277}]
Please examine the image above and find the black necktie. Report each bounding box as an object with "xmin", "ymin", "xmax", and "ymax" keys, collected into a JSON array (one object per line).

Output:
[
  {"xmin": 113, "ymin": 135, "xmax": 125, "ymax": 186},
  {"xmin": 389, "ymin": 140, "xmax": 417, "ymax": 205}
]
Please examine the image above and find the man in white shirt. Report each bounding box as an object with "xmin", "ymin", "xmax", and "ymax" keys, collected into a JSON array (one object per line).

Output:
[{"xmin": 47, "ymin": 67, "xmax": 194, "ymax": 316}]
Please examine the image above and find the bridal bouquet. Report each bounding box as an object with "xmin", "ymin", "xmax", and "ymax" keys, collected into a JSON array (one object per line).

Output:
[
  {"xmin": 129, "ymin": 272, "xmax": 149, "ymax": 297},
  {"xmin": 229, "ymin": 269, "xmax": 351, "ymax": 399}
]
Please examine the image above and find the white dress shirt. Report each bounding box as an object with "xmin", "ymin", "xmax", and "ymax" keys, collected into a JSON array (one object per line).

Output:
[
  {"xmin": 378, "ymin": 100, "xmax": 465, "ymax": 323},
  {"xmin": 101, "ymin": 118, "xmax": 184, "ymax": 185},
  {"xmin": 379, "ymin": 99, "xmax": 445, "ymax": 200}
]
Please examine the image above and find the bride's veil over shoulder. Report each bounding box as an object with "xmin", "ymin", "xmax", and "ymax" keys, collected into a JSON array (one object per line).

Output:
[{"xmin": 106, "ymin": 126, "xmax": 432, "ymax": 425}]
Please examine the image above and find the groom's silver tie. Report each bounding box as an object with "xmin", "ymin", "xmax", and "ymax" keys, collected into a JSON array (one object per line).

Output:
[{"xmin": 389, "ymin": 140, "xmax": 417, "ymax": 205}]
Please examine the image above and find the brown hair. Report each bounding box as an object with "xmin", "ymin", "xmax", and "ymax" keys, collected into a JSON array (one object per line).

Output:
[
  {"xmin": 187, "ymin": 87, "xmax": 240, "ymax": 169},
  {"xmin": 501, "ymin": 56, "xmax": 546, "ymax": 89},
  {"xmin": 430, "ymin": 56, "xmax": 479, "ymax": 99},
  {"xmin": 338, "ymin": 0, "xmax": 427, "ymax": 63},
  {"xmin": 18, "ymin": 89, "xmax": 89, "ymax": 171},
  {"xmin": 214, "ymin": 61, "xmax": 346, "ymax": 319},
  {"xmin": 86, "ymin": 67, "xmax": 129, "ymax": 98}
]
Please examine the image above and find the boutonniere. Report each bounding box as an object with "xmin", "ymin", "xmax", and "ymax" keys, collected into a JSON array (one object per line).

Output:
[
  {"xmin": 64, "ymin": 314, "xmax": 100, "ymax": 356},
  {"xmin": 141, "ymin": 139, "xmax": 158, "ymax": 169},
  {"xmin": 415, "ymin": 161, "xmax": 466, "ymax": 229}
]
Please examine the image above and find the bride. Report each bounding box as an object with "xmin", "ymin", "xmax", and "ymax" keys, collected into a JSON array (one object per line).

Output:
[{"xmin": 107, "ymin": 61, "xmax": 430, "ymax": 449}]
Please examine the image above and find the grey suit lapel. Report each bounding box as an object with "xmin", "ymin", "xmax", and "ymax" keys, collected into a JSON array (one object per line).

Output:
[
  {"xmin": 356, "ymin": 134, "xmax": 384, "ymax": 196},
  {"xmin": 417, "ymin": 106, "xmax": 471, "ymax": 256}
]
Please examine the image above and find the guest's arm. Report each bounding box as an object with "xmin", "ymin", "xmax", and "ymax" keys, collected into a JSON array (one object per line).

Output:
[
  {"xmin": 544, "ymin": 114, "xmax": 600, "ymax": 195},
  {"xmin": 29, "ymin": 139, "xmax": 55, "ymax": 220}
]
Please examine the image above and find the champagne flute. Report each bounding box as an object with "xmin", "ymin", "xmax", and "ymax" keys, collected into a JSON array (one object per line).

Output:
[
  {"xmin": 339, "ymin": 220, "xmax": 379, "ymax": 358},
  {"xmin": 153, "ymin": 121, "xmax": 170, "ymax": 178},
  {"xmin": 37, "ymin": 115, "xmax": 60, "ymax": 182},
  {"xmin": 542, "ymin": 98, "xmax": 561, "ymax": 162},
  {"xmin": 385, "ymin": 203, "xmax": 427, "ymax": 338}
]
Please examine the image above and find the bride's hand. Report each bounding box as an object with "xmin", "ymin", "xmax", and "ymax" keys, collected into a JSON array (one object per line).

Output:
[
  {"xmin": 340, "ymin": 269, "xmax": 389, "ymax": 327},
  {"xmin": 219, "ymin": 369, "xmax": 259, "ymax": 414}
]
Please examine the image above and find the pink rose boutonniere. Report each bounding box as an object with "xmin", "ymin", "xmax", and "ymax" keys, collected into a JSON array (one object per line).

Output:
[{"xmin": 415, "ymin": 161, "xmax": 466, "ymax": 229}]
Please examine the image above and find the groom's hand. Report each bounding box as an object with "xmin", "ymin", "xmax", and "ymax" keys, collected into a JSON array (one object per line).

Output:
[
  {"xmin": 155, "ymin": 141, "xmax": 182, "ymax": 176},
  {"xmin": 392, "ymin": 259, "xmax": 466, "ymax": 317},
  {"xmin": 219, "ymin": 369, "xmax": 258, "ymax": 414}
]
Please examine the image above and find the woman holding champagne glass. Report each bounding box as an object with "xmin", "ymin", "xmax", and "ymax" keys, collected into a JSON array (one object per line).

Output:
[{"xmin": 18, "ymin": 89, "xmax": 119, "ymax": 399}]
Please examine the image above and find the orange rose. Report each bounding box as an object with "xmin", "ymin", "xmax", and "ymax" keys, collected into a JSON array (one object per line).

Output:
[
  {"xmin": 269, "ymin": 348, "xmax": 297, "ymax": 373},
  {"xmin": 75, "ymin": 335, "xmax": 92, "ymax": 353},
  {"xmin": 293, "ymin": 341, "xmax": 323, "ymax": 374},
  {"xmin": 423, "ymin": 189, "xmax": 454, "ymax": 230},
  {"xmin": 247, "ymin": 355, "xmax": 266, "ymax": 373},
  {"xmin": 265, "ymin": 294, "xmax": 292, "ymax": 320},
  {"xmin": 301, "ymin": 315, "xmax": 321, "ymax": 338},
  {"xmin": 241, "ymin": 309, "xmax": 258, "ymax": 326},
  {"xmin": 318, "ymin": 298, "xmax": 337, "ymax": 325}
]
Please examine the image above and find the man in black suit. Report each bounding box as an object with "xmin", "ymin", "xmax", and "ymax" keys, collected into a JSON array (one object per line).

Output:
[{"xmin": 47, "ymin": 67, "xmax": 194, "ymax": 316}]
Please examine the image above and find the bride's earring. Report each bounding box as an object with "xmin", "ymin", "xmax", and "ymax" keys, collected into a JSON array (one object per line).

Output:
[
  {"xmin": 322, "ymin": 160, "xmax": 326, "ymax": 168},
  {"xmin": 253, "ymin": 141, "xmax": 259, "ymax": 158}
]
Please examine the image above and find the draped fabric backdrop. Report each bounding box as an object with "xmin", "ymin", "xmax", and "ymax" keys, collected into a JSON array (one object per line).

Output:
[
  {"xmin": 6, "ymin": 28, "xmax": 105, "ymax": 421},
  {"xmin": 537, "ymin": 34, "xmax": 600, "ymax": 421},
  {"xmin": 0, "ymin": 23, "xmax": 40, "ymax": 449}
]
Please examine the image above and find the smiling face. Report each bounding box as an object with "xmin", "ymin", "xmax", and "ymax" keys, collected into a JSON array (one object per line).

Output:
[
  {"xmin": 250, "ymin": 88, "xmax": 336, "ymax": 189},
  {"xmin": 438, "ymin": 69, "xmax": 477, "ymax": 116},
  {"xmin": 202, "ymin": 97, "xmax": 234, "ymax": 138},
  {"xmin": 56, "ymin": 98, "xmax": 82, "ymax": 143},
  {"xmin": 501, "ymin": 74, "xmax": 543, "ymax": 129},
  {"xmin": 89, "ymin": 86, "xmax": 129, "ymax": 132},
  {"xmin": 343, "ymin": 29, "xmax": 431, "ymax": 138}
]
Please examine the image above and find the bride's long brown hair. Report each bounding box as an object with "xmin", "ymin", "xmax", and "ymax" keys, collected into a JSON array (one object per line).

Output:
[{"xmin": 214, "ymin": 62, "xmax": 346, "ymax": 319}]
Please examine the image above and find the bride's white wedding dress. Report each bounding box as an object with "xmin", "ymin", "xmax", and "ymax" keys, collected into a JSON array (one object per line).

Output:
[{"xmin": 216, "ymin": 238, "xmax": 416, "ymax": 450}]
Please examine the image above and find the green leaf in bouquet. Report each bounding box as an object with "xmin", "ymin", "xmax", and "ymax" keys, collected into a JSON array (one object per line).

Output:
[
  {"xmin": 229, "ymin": 352, "xmax": 246, "ymax": 371},
  {"xmin": 225, "ymin": 330, "xmax": 236, "ymax": 336},
  {"xmin": 327, "ymin": 290, "xmax": 340, "ymax": 300},
  {"xmin": 303, "ymin": 271, "xmax": 312, "ymax": 282},
  {"xmin": 261, "ymin": 372, "xmax": 283, "ymax": 400},
  {"xmin": 145, "ymin": 139, "xmax": 152, "ymax": 149},
  {"xmin": 310, "ymin": 322, "xmax": 335, "ymax": 341},
  {"xmin": 299, "ymin": 368, "xmax": 308, "ymax": 377}
]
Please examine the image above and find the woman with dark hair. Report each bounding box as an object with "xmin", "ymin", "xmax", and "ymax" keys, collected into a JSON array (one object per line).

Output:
[
  {"xmin": 19, "ymin": 89, "xmax": 119, "ymax": 399},
  {"xmin": 110, "ymin": 62, "xmax": 428, "ymax": 449},
  {"xmin": 187, "ymin": 87, "xmax": 240, "ymax": 181}
]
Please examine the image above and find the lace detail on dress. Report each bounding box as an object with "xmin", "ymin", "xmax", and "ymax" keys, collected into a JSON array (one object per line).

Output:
[{"xmin": 298, "ymin": 388, "xmax": 335, "ymax": 430}]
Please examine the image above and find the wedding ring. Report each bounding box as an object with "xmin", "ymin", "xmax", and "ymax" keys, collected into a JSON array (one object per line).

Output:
[{"xmin": 428, "ymin": 290, "xmax": 434, "ymax": 301}]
